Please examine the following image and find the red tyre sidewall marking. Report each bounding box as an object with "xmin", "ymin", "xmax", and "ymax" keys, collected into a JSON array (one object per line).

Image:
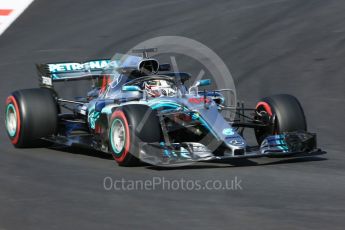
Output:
[
  {"xmin": 256, "ymin": 101, "xmax": 278, "ymax": 134},
  {"xmin": 110, "ymin": 110, "xmax": 130, "ymax": 163},
  {"xmin": 256, "ymin": 101, "xmax": 273, "ymax": 116},
  {"xmin": 6, "ymin": 96, "xmax": 21, "ymax": 145}
]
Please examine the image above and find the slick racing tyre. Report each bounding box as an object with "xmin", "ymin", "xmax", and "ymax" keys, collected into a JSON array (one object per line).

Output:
[
  {"xmin": 108, "ymin": 105, "xmax": 161, "ymax": 166},
  {"xmin": 5, "ymin": 88, "xmax": 58, "ymax": 148},
  {"xmin": 254, "ymin": 94, "xmax": 307, "ymax": 144}
]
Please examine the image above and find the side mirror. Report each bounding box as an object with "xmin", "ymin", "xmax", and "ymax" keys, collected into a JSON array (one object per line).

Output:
[
  {"xmin": 196, "ymin": 79, "xmax": 211, "ymax": 87},
  {"xmin": 189, "ymin": 79, "xmax": 212, "ymax": 95},
  {"xmin": 122, "ymin": 85, "xmax": 141, "ymax": 91}
]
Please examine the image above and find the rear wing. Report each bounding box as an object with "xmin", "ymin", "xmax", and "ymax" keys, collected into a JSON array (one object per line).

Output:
[
  {"xmin": 36, "ymin": 54, "xmax": 170, "ymax": 88},
  {"xmin": 36, "ymin": 59, "xmax": 110, "ymax": 87}
]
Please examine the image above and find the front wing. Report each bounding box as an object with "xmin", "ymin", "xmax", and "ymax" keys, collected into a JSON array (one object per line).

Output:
[{"xmin": 138, "ymin": 131, "xmax": 322, "ymax": 166}]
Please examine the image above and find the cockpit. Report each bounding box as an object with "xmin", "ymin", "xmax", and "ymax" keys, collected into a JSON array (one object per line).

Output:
[{"xmin": 96, "ymin": 53, "xmax": 190, "ymax": 100}]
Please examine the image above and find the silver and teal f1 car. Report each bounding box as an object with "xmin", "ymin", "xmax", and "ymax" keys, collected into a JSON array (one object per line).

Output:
[{"xmin": 5, "ymin": 49, "xmax": 320, "ymax": 167}]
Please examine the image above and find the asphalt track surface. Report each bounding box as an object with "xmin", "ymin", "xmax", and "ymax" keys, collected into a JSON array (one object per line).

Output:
[{"xmin": 1, "ymin": 0, "xmax": 345, "ymax": 229}]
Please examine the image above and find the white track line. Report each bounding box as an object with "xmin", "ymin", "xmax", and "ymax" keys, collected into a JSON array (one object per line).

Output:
[{"xmin": 0, "ymin": 0, "xmax": 34, "ymax": 36}]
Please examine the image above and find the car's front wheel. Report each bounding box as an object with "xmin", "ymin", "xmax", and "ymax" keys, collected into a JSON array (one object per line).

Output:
[
  {"xmin": 254, "ymin": 94, "xmax": 307, "ymax": 145},
  {"xmin": 108, "ymin": 105, "xmax": 162, "ymax": 166},
  {"xmin": 109, "ymin": 110, "xmax": 135, "ymax": 165}
]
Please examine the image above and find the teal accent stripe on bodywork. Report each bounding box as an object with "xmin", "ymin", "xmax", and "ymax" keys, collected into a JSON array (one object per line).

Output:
[
  {"xmin": 88, "ymin": 105, "xmax": 100, "ymax": 129},
  {"xmin": 151, "ymin": 103, "xmax": 181, "ymax": 110}
]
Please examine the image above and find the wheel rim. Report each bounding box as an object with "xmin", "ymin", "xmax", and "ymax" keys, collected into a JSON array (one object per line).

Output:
[
  {"xmin": 6, "ymin": 103, "xmax": 17, "ymax": 137},
  {"xmin": 255, "ymin": 104, "xmax": 277, "ymax": 144},
  {"xmin": 111, "ymin": 119, "xmax": 126, "ymax": 154}
]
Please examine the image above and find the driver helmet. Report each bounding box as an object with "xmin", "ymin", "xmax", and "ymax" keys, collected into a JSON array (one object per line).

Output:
[{"xmin": 144, "ymin": 80, "xmax": 176, "ymax": 97}]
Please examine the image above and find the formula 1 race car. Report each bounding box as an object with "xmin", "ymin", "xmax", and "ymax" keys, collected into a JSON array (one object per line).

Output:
[{"xmin": 5, "ymin": 49, "xmax": 320, "ymax": 166}]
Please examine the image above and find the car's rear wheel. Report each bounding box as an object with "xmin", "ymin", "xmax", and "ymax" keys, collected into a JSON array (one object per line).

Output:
[
  {"xmin": 254, "ymin": 94, "xmax": 307, "ymax": 145},
  {"xmin": 108, "ymin": 105, "xmax": 162, "ymax": 166},
  {"xmin": 5, "ymin": 88, "xmax": 58, "ymax": 148}
]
